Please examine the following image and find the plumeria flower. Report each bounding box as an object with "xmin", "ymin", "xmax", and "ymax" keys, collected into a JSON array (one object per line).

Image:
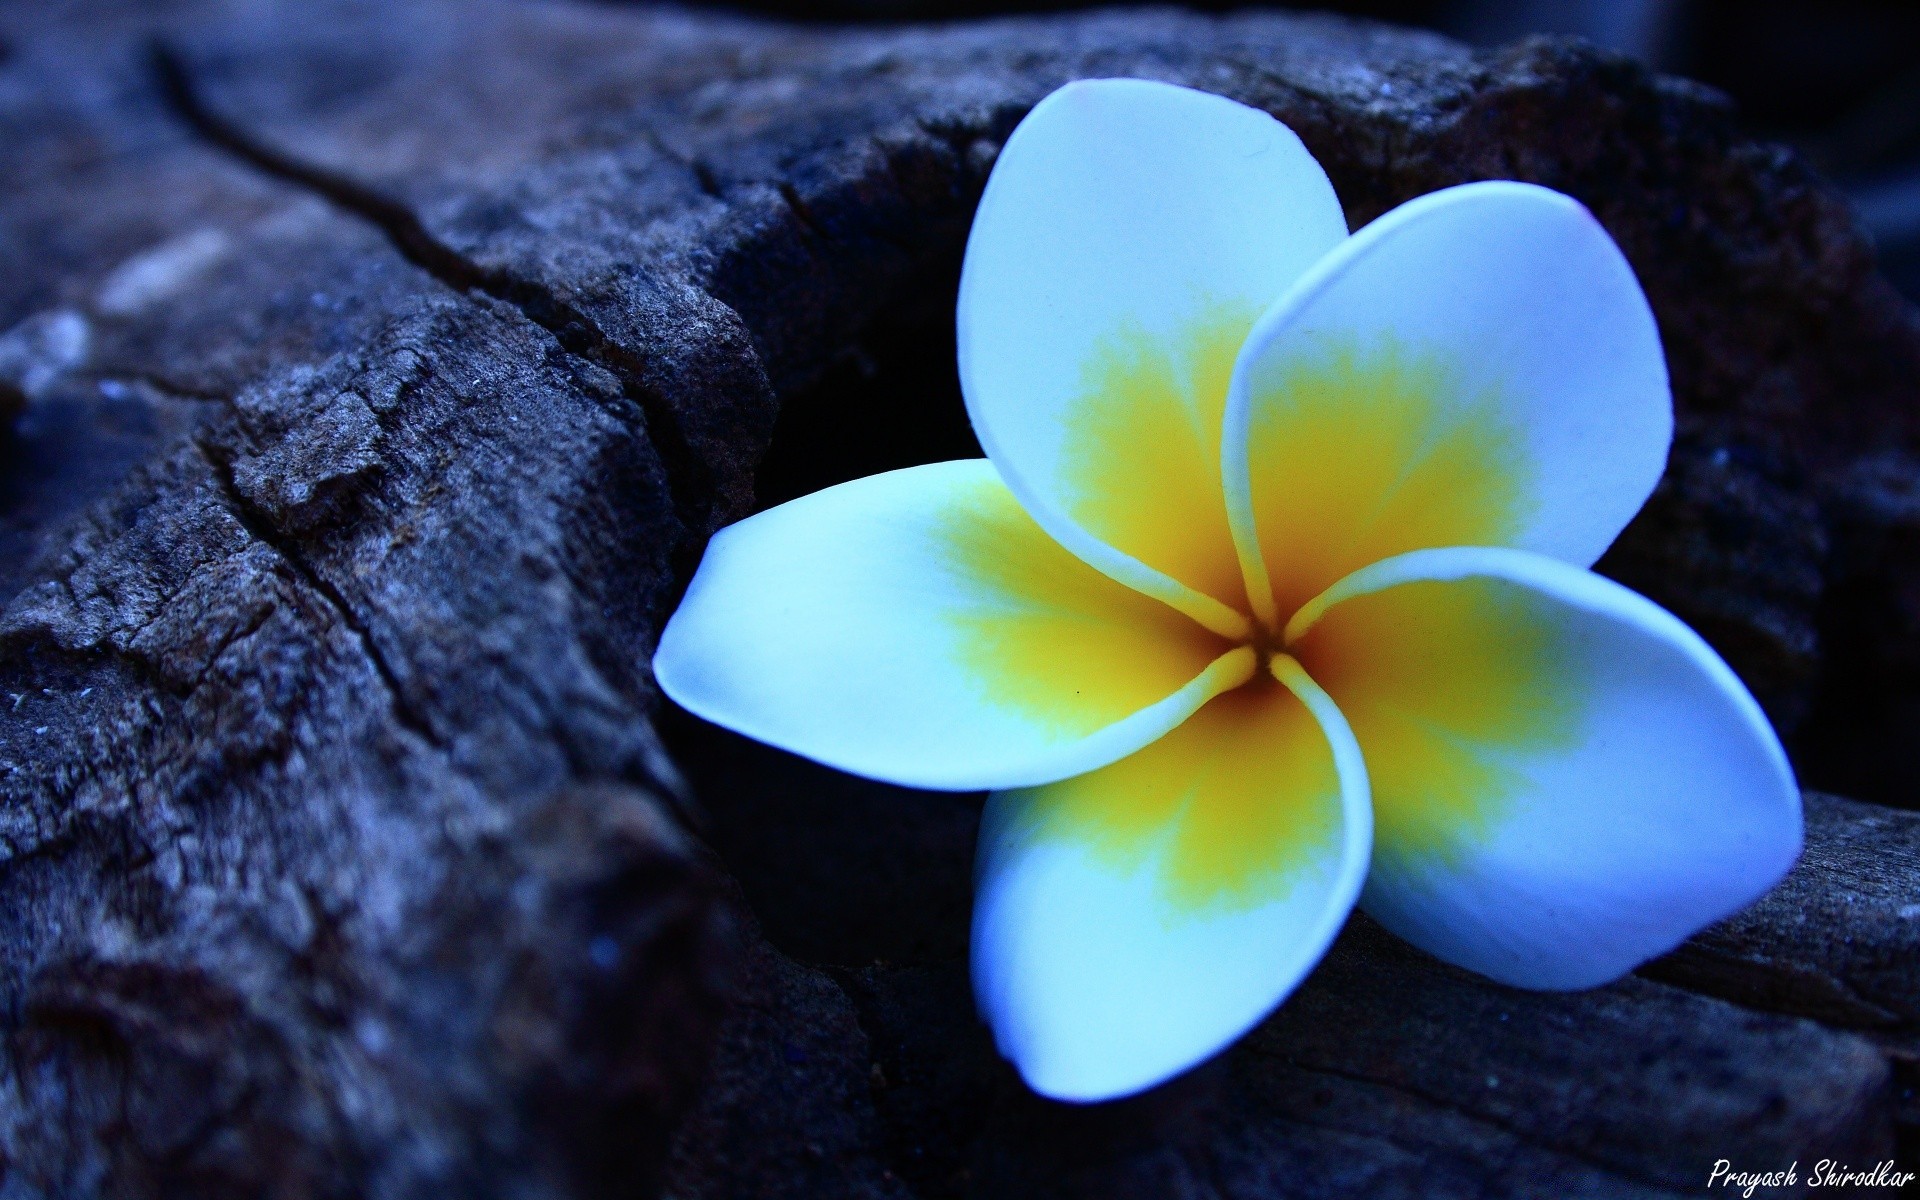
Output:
[{"xmin": 654, "ymin": 79, "xmax": 1802, "ymax": 1102}]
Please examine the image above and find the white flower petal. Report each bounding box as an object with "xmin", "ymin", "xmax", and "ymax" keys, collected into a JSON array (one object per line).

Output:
[
  {"xmin": 1223, "ymin": 181, "xmax": 1671, "ymax": 626},
  {"xmin": 958, "ymin": 78, "xmax": 1347, "ymax": 636},
  {"xmin": 972, "ymin": 664, "xmax": 1370, "ymax": 1101},
  {"xmin": 1288, "ymin": 546, "xmax": 1801, "ymax": 989},
  {"xmin": 655, "ymin": 460, "xmax": 1249, "ymax": 791}
]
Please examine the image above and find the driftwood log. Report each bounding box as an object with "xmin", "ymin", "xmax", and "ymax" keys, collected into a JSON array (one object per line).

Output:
[{"xmin": 0, "ymin": 1, "xmax": 1917, "ymax": 1196}]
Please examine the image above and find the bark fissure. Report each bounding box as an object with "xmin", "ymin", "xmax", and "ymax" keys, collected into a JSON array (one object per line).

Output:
[
  {"xmin": 148, "ymin": 40, "xmax": 723, "ymax": 538},
  {"xmin": 641, "ymin": 128, "xmax": 728, "ymax": 202},
  {"xmin": 193, "ymin": 433, "xmax": 441, "ymax": 748}
]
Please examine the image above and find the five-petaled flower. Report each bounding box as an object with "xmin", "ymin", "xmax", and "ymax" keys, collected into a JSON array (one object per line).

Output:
[{"xmin": 655, "ymin": 79, "xmax": 1802, "ymax": 1102}]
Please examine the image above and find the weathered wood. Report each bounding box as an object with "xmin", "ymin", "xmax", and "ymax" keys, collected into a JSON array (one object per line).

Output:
[
  {"xmin": 1643, "ymin": 793, "xmax": 1920, "ymax": 1166},
  {"xmin": 0, "ymin": 6, "xmax": 731, "ymax": 1196},
  {"xmin": 160, "ymin": 0, "xmax": 1920, "ymax": 794},
  {"xmin": 674, "ymin": 718, "xmax": 1914, "ymax": 1198},
  {"xmin": 2, "ymin": 0, "xmax": 1918, "ymax": 1196},
  {"xmin": 1645, "ymin": 793, "xmax": 1920, "ymax": 1037}
]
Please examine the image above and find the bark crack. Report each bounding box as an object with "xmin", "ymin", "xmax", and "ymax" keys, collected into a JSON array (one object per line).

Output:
[
  {"xmin": 193, "ymin": 434, "xmax": 441, "ymax": 748},
  {"xmin": 775, "ymin": 181, "xmax": 831, "ymax": 242},
  {"xmin": 149, "ymin": 39, "xmax": 721, "ymax": 537},
  {"xmin": 641, "ymin": 126, "xmax": 726, "ymax": 201}
]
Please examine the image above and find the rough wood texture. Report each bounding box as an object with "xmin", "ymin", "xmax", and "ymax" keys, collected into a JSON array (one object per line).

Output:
[
  {"xmin": 1, "ymin": 1, "xmax": 1917, "ymax": 1196},
  {"xmin": 674, "ymin": 704, "xmax": 1917, "ymax": 1199}
]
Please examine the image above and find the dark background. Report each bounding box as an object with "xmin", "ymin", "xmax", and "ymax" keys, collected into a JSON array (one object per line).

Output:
[{"xmin": 669, "ymin": 0, "xmax": 1920, "ymax": 302}]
